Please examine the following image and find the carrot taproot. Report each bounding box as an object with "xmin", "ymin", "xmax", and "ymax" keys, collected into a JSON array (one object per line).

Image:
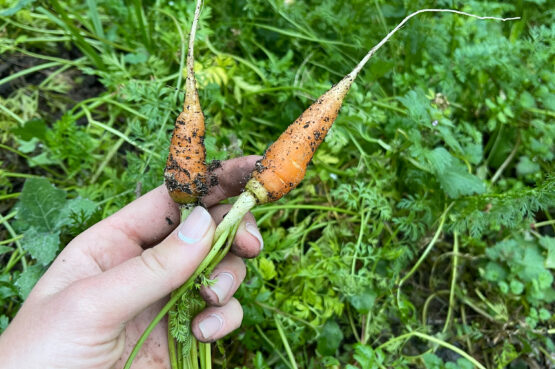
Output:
[
  {"xmin": 215, "ymin": 9, "xmax": 518, "ymax": 239},
  {"xmin": 245, "ymin": 8, "xmax": 519, "ymax": 205},
  {"xmin": 246, "ymin": 75, "xmax": 353, "ymax": 203},
  {"xmin": 164, "ymin": 0, "xmax": 208, "ymax": 204}
]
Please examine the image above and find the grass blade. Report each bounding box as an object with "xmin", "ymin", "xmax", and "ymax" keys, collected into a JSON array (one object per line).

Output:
[{"xmin": 47, "ymin": 0, "xmax": 105, "ymax": 69}]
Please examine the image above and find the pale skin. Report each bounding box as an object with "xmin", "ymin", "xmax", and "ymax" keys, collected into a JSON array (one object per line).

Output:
[{"xmin": 0, "ymin": 156, "xmax": 263, "ymax": 369}]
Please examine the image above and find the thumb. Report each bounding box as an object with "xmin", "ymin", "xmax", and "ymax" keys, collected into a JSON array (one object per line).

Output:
[{"xmin": 79, "ymin": 206, "xmax": 215, "ymax": 324}]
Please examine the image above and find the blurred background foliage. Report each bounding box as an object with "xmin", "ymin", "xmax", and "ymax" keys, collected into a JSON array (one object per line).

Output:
[{"xmin": 0, "ymin": 0, "xmax": 554, "ymax": 367}]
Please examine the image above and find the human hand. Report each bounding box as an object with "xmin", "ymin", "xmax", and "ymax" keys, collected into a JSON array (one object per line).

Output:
[{"xmin": 0, "ymin": 156, "xmax": 263, "ymax": 369}]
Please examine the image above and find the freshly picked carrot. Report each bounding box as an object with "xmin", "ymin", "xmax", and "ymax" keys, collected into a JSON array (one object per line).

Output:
[
  {"xmin": 164, "ymin": 0, "xmax": 208, "ymax": 205},
  {"xmin": 125, "ymin": 8, "xmax": 519, "ymax": 369},
  {"xmin": 164, "ymin": 0, "xmax": 214, "ymax": 368},
  {"xmin": 216, "ymin": 9, "xmax": 519, "ymax": 238}
]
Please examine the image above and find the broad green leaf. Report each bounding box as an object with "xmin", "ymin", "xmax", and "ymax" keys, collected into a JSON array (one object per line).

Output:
[
  {"xmin": 398, "ymin": 89, "xmax": 429, "ymax": 125},
  {"xmin": 510, "ymin": 279, "xmax": 524, "ymax": 295},
  {"xmin": 425, "ymin": 147, "xmax": 485, "ymax": 198},
  {"xmin": 463, "ymin": 142, "xmax": 483, "ymax": 165},
  {"xmin": 517, "ymin": 246, "xmax": 546, "ymax": 282},
  {"xmin": 15, "ymin": 178, "xmax": 67, "ymax": 232},
  {"xmin": 28, "ymin": 152, "xmax": 58, "ymax": 167},
  {"xmin": 15, "ymin": 264, "xmax": 44, "ymax": 299},
  {"xmin": 455, "ymin": 358, "xmax": 474, "ymax": 369},
  {"xmin": 540, "ymin": 92, "xmax": 555, "ymax": 111},
  {"xmin": 539, "ymin": 308, "xmax": 551, "ymax": 321},
  {"xmin": 483, "ymin": 261, "xmax": 507, "ymax": 282},
  {"xmin": 347, "ymin": 288, "xmax": 376, "ymax": 314},
  {"xmin": 321, "ymin": 357, "xmax": 341, "ymax": 367},
  {"xmin": 21, "ymin": 227, "xmax": 60, "ymax": 266},
  {"xmin": 367, "ymin": 59, "xmax": 395, "ymax": 80},
  {"xmin": 0, "ymin": 246, "xmax": 13, "ymax": 256},
  {"xmin": 204, "ymin": 136, "xmax": 227, "ymax": 161},
  {"xmin": 17, "ymin": 137, "xmax": 40, "ymax": 154},
  {"xmin": 315, "ymin": 150, "xmax": 340, "ymax": 165},
  {"xmin": 494, "ymin": 342, "xmax": 519, "ymax": 368},
  {"xmin": 486, "ymin": 239, "xmax": 518, "ymax": 260},
  {"xmin": 537, "ymin": 270, "xmax": 553, "ymax": 290},
  {"xmin": 499, "ymin": 281, "xmax": 509, "ymax": 294},
  {"xmin": 437, "ymin": 126, "xmax": 463, "ymax": 154},
  {"xmin": 425, "ymin": 147, "xmax": 453, "ymax": 174},
  {"xmin": 516, "ymin": 156, "xmax": 540, "ymax": 176},
  {"xmin": 519, "ymin": 91, "xmax": 536, "ymax": 109},
  {"xmin": 242, "ymin": 303, "xmax": 265, "ymax": 326},
  {"xmin": 546, "ymin": 337, "xmax": 555, "ymax": 353},
  {"xmin": 11, "ymin": 119, "xmax": 47, "ymax": 141},
  {"xmin": 253, "ymin": 351, "xmax": 270, "ymax": 369},
  {"xmin": 421, "ymin": 353, "xmax": 443, "ymax": 369},
  {"xmin": 317, "ymin": 320, "xmax": 343, "ymax": 356},
  {"xmin": 0, "ymin": 315, "xmax": 8, "ymax": 334},
  {"xmin": 539, "ymin": 237, "xmax": 555, "ymax": 269},
  {"xmin": 438, "ymin": 162, "xmax": 485, "ymax": 198}
]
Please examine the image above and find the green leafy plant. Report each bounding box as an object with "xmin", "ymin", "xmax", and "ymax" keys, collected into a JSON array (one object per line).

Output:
[{"xmin": 1, "ymin": 0, "xmax": 554, "ymax": 368}]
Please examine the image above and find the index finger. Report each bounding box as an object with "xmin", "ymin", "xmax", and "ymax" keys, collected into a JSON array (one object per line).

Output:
[{"xmin": 202, "ymin": 155, "xmax": 261, "ymax": 207}]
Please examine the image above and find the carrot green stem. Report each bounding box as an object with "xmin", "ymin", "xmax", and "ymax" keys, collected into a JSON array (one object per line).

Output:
[
  {"xmin": 214, "ymin": 191, "xmax": 257, "ymax": 241},
  {"xmin": 177, "ymin": 343, "xmax": 183, "ymax": 369},
  {"xmin": 200, "ymin": 342, "xmax": 211, "ymax": 369},
  {"xmin": 191, "ymin": 338, "xmax": 199, "ymax": 369},
  {"xmin": 123, "ymin": 227, "xmax": 231, "ymax": 369},
  {"xmin": 168, "ymin": 328, "xmax": 179, "ymax": 369},
  {"xmin": 255, "ymin": 325, "xmax": 293, "ymax": 369},
  {"xmin": 207, "ymin": 222, "xmax": 240, "ymax": 276},
  {"xmin": 181, "ymin": 205, "xmax": 195, "ymax": 221}
]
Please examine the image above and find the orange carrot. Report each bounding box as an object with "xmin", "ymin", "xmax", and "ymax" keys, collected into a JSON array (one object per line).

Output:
[
  {"xmin": 247, "ymin": 75, "xmax": 353, "ymax": 203},
  {"xmin": 214, "ymin": 10, "xmax": 518, "ymax": 240},
  {"xmin": 164, "ymin": 0, "xmax": 208, "ymax": 204},
  {"xmin": 245, "ymin": 9, "xmax": 519, "ymax": 205}
]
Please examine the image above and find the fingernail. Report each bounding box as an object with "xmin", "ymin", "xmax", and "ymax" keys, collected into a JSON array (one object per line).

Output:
[
  {"xmin": 209, "ymin": 272, "xmax": 234, "ymax": 304},
  {"xmin": 178, "ymin": 207, "xmax": 212, "ymax": 244},
  {"xmin": 199, "ymin": 314, "xmax": 223, "ymax": 340},
  {"xmin": 245, "ymin": 222, "xmax": 264, "ymax": 250}
]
